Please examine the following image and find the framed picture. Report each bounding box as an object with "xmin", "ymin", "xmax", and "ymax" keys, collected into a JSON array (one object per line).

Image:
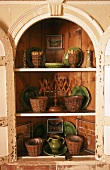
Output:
[
  {"xmin": 46, "ymin": 35, "xmax": 63, "ymax": 49},
  {"xmin": 47, "ymin": 118, "xmax": 63, "ymax": 133},
  {"xmin": 76, "ymin": 118, "xmax": 95, "ymax": 153}
]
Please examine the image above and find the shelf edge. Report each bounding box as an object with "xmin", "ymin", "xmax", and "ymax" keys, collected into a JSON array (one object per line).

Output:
[
  {"xmin": 15, "ymin": 68, "xmax": 97, "ymax": 72},
  {"xmin": 16, "ymin": 112, "xmax": 96, "ymax": 116}
]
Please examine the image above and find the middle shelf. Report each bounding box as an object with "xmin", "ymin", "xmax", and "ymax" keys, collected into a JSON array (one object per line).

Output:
[
  {"xmin": 16, "ymin": 112, "xmax": 96, "ymax": 117},
  {"xmin": 15, "ymin": 70, "xmax": 96, "ymax": 115},
  {"xmin": 15, "ymin": 68, "xmax": 97, "ymax": 72}
]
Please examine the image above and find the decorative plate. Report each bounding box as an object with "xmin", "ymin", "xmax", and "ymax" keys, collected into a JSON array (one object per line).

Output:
[
  {"xmin": 21, "ymin": 86, "xmax": 39, "ymax": 110},
  {"xmin": 26, "ymin": 47, "xmax": 45, "ymax": 68},
  {"xmin": 33, "ymin": 122, "xmax": 47, "ymax": 139},
  {"xmin": 43, "ymin": 144, "xmax": 67, "ymax": 156},
  {"xmin": 63, "ymin": 121, "xmax": 76, "ymax": 137},
  {"xmin": 71, "ymin": 85, "xmax": 90, "ymax": 109},
  {"xmin": 63, "ymin": 47, "xmax": 83, "ymax": 67}
]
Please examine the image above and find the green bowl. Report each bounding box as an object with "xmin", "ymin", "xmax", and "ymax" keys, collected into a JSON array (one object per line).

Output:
[{"xmin": 45, "ymin": 63, "xmax": 63, "ymax": 68}]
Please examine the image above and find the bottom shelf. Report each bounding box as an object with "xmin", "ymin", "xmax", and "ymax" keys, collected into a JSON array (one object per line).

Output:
[
  {"xmin": 17, "ymin": 118, "xmax": 95, "ymax": 158},
  {"xmin": 18, "ymin": 149, "xmax": 94, "ymax": 159}
]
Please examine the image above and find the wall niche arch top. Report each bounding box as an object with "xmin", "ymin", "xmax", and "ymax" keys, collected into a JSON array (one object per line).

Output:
[{"xmin": 8, "ymin": 3, "xmax": 103, "ymax": 53}]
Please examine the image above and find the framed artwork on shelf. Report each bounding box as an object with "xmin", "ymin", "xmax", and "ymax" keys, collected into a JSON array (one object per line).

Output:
[
  {"xmin": 46, "ymin": 35, "xmax": 63, "ymax": 49},
  {"xmin": 76, "ymin": 118, "xmax": 95, "ymax": 154},
  {"xmin": 47, "ymin": 118, "xmax": 63, "ymax": 133}
]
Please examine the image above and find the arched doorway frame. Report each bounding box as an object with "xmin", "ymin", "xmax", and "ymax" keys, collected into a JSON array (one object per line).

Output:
[
  {"xmin": 0, "ymin": 28, "xmax": 16, "ymax": 164},
  {"xmin": 7, "ymin": 3, "xmax": 104, "ymax": 161},
  {"xmin": 8, "ymin": 3, "xmax": 103, "ymax": 53}
]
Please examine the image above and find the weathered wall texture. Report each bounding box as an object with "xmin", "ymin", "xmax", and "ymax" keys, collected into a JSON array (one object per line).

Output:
[
  {"xmin": 0, "ymin": 2, "xmax": 110, "ymax": 33},
  {"xmin": 1, "ymin": 158, "xmax": 110, "ymax": 170}
]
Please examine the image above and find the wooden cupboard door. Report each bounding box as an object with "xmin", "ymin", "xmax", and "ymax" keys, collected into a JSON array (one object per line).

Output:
[
  {"xmin": 96, "ymin": 27, "xmax": 110, "ymax": 162},
  {"xmin": 0, "ymin": 27, "xmax": 16, "ymax": 164},
  {"xmin": 0, "ymin": 66, "xmax": 8, "ymax": 165},
  {"xmin": 0, "ymin": 29, "xmax": 9, "ymax": 164}
]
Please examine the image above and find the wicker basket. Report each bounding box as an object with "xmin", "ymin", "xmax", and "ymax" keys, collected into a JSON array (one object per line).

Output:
[
  {"xmin": 64, "ymin": 95, "xmax": 84, "ymax": 112},
  {"xmin": 25, "ymin": 138, "xmax": 44, "ymax": 156},
  {"xmin": 65, "ymin": 135, "xmax": 83, "ymax": 155},
  {"xmin": 30, "ymin": 96, "xmax": 48, "ymax": 113}
]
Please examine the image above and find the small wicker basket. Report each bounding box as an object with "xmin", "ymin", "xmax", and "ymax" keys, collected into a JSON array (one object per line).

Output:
[
  {"xmin": 30, "ymin": 96, "xmax": 48, "ymax": 113},
  {"xmin": 66, "ymin": 135, "xmax": 83, "ymax": 155},
  {"xmin": 25, "ymin": 138, "xmax": 44, "ymax": 156},
  {"xmin": 31, "ymin": 51, "xmax": 43, "ymax": 68},
  {"xmin": 64, "ymin": 95, "xmax": 84, "ymax": 112}
]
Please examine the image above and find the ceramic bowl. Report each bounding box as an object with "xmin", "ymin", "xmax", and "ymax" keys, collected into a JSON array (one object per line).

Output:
[{"xmin": 45, "ymin": 63, "xmax": 63, "ymax": 68}]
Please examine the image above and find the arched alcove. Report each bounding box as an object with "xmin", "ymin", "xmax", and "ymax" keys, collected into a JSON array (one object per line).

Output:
[
  {"xmin": 8, "ymin": 3, "xmax": 103, "ymax": 52},
  {"xmin": 13, "ymin": 5, "xmax": 102, "ymax": 158},
  {"xmin": 6, "ymin": 2, "xmax": 104, "ymax": 162}
]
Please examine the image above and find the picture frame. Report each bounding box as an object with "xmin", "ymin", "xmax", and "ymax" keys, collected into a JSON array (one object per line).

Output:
[
  {"xmin": 46, "ymin": 35, "xmax": 63, "ymax": 49},
  {"xmin": 76, "ymin": 118, "xmax": 95, "ymax": 153},
  {"xmin": 47, "ymin": 118, "xmax": 63, "ymax": 133}
]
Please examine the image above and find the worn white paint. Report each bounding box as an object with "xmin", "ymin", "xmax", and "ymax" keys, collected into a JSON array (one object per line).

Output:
[
  {"xmin": 104, "ymin": 126, "xmax": 110, "ymax": 155},
  {"xmin": 0, "ymin": 127, "xmax": 8, "ymax": 156},
  {"xmin": 0, "ymin": 66, "xmax": 7, "ymax": 117},
  {"xmin": 47, "ymin": 0, "xmax": 64, "ymax": 15},
  {"xmin": 0, "ymin": 27, "xmax": 16, "ymax": 164},
  {"xmin": 8, "ymin": 3, "xmax": 103, "ymax": 51},
  {"xmin": 105, "ymin": 38, "xmax": 110, "ymax": 56},
  {"xmin": 104, "ymin": 66, "xmax": 110, "ymax": 117},
  {"xmin": 96, "ymin": 25, "xmax": 110, "ymax": 162},
  {"xmin": 0, "ymin": 41, "xmax": 5, "ymax": 56}
]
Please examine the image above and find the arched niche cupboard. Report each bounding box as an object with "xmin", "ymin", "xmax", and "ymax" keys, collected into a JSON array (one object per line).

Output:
[
  {"xmin": 15, "ymin": 18, "xmax": 96, "ymax": 157},
  {"xmin": 1, "ymin": 18, "xmax": 110, "ymax": 166}
]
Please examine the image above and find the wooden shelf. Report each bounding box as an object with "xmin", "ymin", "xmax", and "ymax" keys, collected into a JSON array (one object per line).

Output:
[
  {"xmin": 18, "ymin": 150, "xmax": 95, "ymax": 158},
  {"xmin": 15, "ymin": 68, "xmax": 97, "ymax": 72},
  {"xmin": 16, "ymin": 112, "xmax": 96, "ymax": 117}
]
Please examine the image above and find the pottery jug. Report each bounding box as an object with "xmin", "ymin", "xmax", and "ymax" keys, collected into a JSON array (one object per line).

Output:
[{"xmin": 47, "ymin": 135, "xmax": 65, "ymax": 153}]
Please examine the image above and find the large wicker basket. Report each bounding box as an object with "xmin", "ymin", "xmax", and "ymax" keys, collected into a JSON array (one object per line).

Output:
[
  {"xmin": 64, "ymin": 95, "xmax": 84, "ymax": 112},
  {"xmin": 30, "ymin": 96, "xmax": 48, "ymax": 113},
  {"xmin": 25, "ymin": 138, "xmax": 44, "ymax": 156},
  {"xmin": 65, "ymin": 135, "xmax": 83, "ymax": 155}
]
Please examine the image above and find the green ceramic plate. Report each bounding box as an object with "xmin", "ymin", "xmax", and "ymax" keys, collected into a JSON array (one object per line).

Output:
[
  {"xmin": 45, "ymin": 63, "xmax": 63, "ymax": 68},
  {"xmin": 21, "ymin": 86, "xmax": 39, "ymax": 110},
  {"xmin": 26, "ymin": 47, "xmax": 45, "ymax": 68},
  {"xmin": 71, "ymin": 86, "xmax": 90, "ymax": 109},
  {"xmin": 43, "ymin": 144, "xmax": 67, "ymax": 156},
  {"xmin": 33, "ymin": 122, "xmax": 47, "ymax": 139},
  {"xmin": 63, "ymin": 47, "xmax": 83, "ymax": 67},
  {"xmin": 63, "ymin": 121, "xmax": 76, "ymax": 137}
]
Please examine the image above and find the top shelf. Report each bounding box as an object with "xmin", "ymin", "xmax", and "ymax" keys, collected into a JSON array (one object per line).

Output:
[{"xmin": 15, "ymin": 68, "xmax": 97, "ymax": 72}]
